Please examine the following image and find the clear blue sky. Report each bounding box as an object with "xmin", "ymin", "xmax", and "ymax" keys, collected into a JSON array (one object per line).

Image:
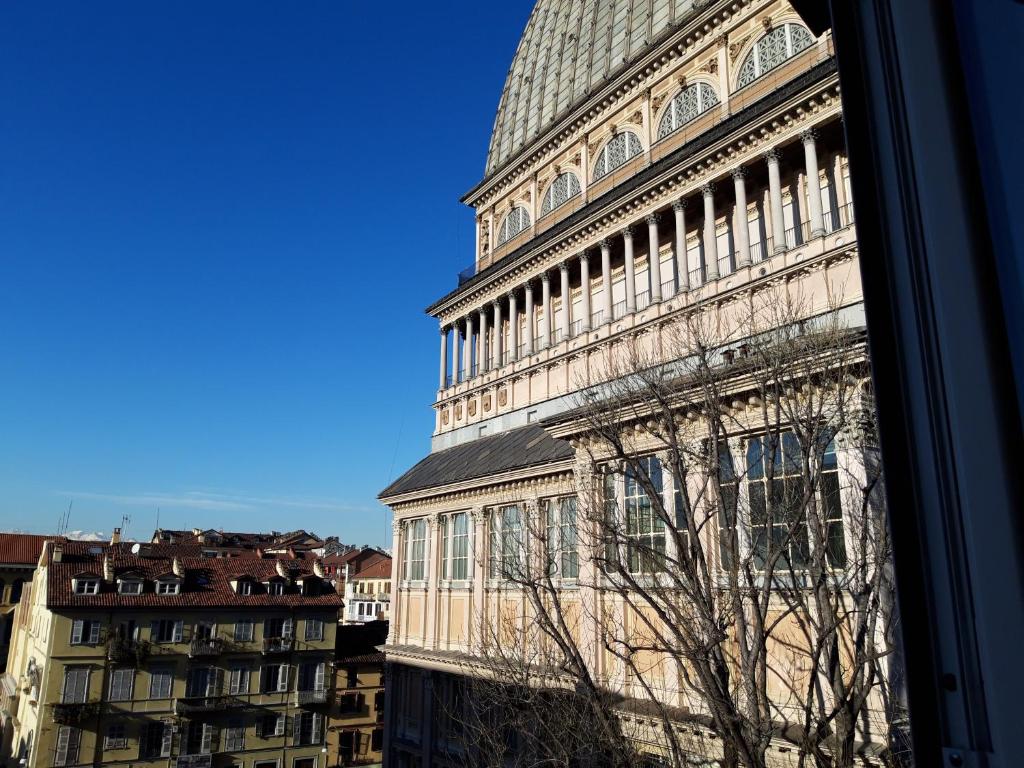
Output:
[{"xmin": 0, "ymin": 1, "xmax": 530, "ymax": 546}]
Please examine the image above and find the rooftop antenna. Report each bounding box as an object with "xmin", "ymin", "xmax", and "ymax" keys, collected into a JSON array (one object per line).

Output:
[
  {"xmin": 120, "ymin": 514, "xmax": 131, "ymax": 541},
  {"xmin": 58, "ymin": 500, "xmax": 73, "ymax": 536},
  {"xmin": 155, "ymin": 507, "xmax": 161, "ymax": 533}
]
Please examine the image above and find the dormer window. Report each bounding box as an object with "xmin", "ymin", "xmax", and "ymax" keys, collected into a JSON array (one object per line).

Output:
[
  {"xmin": 268, "ymin": 581, "xmax": 285, "ymax": 596},
  {"xmin": 238, "ymin": 580, "xmax": 254, "ymax": 596},
  {"xmin": 156, "ymin": 579, "xmax": 181, "ymax": 595},
  {"xmin": 118, "ymin": 580, "xmax": 142, "ymax": 595},
  {"xmin": 73, "ymin": 578, "xmax": 99, "ymax": 595}
]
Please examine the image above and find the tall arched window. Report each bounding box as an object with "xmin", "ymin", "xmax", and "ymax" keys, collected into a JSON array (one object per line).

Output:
[
  {"xmin": 736, "ymin": 23, "xmax": 816, "ymax": 88},
  {"xmin": 497, "ymin": 206, "xmax": 531, "ymax": 246},
  {"xmin": 593, "ymin": 131, "xmax": 643, "ymax": 181},
  {"xmin": 657, "ymin": 83, "xmax": 720, "ymax": 140},
  {"xmin": 540, "ymin": 172, "xmax": 581, "ymax": 216}
]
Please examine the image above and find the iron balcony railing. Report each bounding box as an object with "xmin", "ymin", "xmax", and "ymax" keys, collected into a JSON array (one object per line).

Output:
[
  {"xmin": 262, "ymin": 637, "xmax": 294, "ymax": 654},
  {"xmin": 591, "ymin": 309, "xmax": 604, "ymax": 326},
  {"xmin": 569, "ymin": 319, "xmax": 583, "ymax": 337},
  {"xmin": 188, "ymin": 637, "xmax": 223, "ymax": 657},
  {"xmin": 636, "ymin": 291, "xmax": 651, "ymax": 312},
  {"xmin": 174, "ymin": 695, "xmax": 242, "ymax": 715},
  {"xmin": 296, "ymin": 689, "xmax": 328, "ymax": 706},
  {"xmin": 612, "ymin": 300, "xmax": 627, "ymax": 321}
]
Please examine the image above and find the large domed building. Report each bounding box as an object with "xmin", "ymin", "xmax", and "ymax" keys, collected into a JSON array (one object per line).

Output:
[{"xmin": 380, "ymin": 0, "xmax": 879, "ymax": 765}]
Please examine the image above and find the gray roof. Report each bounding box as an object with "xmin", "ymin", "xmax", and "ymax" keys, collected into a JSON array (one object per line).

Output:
[
  {"xmin": 485, "ymin": 0, "xmax": 700, "ymax": 178},
  {"xmin": 379, "ymin": 425, "xmax": 574, "ymax": 499}
]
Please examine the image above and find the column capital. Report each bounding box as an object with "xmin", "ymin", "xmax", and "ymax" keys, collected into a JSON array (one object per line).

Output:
[
  {"xmin": 645, "ymin": 212, "xmax": 661, "ymax": 225},
  {"xmin": 491, "ymin": 298, "xmax": 500, "ymax": 309},
  {"xmin": 541, "ymin": 271, "xmax": 551, "ymax": 284},
  {"xmin": 763, "ymin": 147, "xmax": 782, "ymax": 163},
  {"xmin": 523, "ymin": 279, "xmax": 534, "ymax": 294},
  {"xmin": 506, "ymin": 290, "xmax": 517, "ymax": 302},
  {"xmin": 800, "ymin": 127, "xmax": 819, "ymax": 144},
  {"xmin": 469, "ymin": 505, "xmax": 487, "ymax": 524},
  {"xmin": 579, "ymin": 251, "xmax": 590, "ymax": 265},
  {"xmin": 599, "ymin": 237, "xmax": 612, "ymax": 250},
  {"xmin": 440, "ymin": 324, "xmax": 449, "ymax": 336},
  {"xmin": 672, "ymin": 198, "xmax": 688, "ymax": 212},
  {"xmin": 622, "ymin": 225, "xmax": 635, "ymax": 239},
  {"xmin": 559, "ymin": 260, "xmax": 570, "ymax": 273},
  {"xmin": 701, "ymin": 182, "xmax": 716, "ymax": 196},
  {"xmin": 392, "ymin": 519, "xmax": 404, "ymax": 536},
  {"xmin": 731, "ymin": 166, "xmax": 749, "ymax": 180},
  {"xmin": 427, "ymin": 511, "xmax": 443, "ymax": 529}
]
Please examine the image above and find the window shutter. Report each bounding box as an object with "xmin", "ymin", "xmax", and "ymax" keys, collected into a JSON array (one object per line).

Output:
[
  {"xmin": 282, "ymin": 617, "xmax": 293, "ymax": 638},
  {"xmin": 312, "ymin": 712, "xmax": 323, "ymax": 744},
  {"xmin": 315, "ymin": 662, "xmax": 325, "ymax": 692},
  {"xmin": 283, "ymin": 714, "xmax": 293, "ymax": 741},
  {"xmin": 88, "ymin": 621, "xmax": 101, "ymax": 644},
  {"xmin": 173, "ymin": 620, "xmax": 183, "ymax": 643},
  {"xmin": 54, "ymin": 726, "xmax": 70, "ymax": 766},
  {"xmin": 279, "ymin": 664, "xmax": 290, "ymax": 692},
  {"xmin": 70, "ymin": 620, "xmax": 83, "ymax": 645},
  {"xmin": 150, "ymin": 620, "xmax": 159, "ymax": 642},
  {"xmin": 275, "ymin": 713, "xmax": 285, "ymax": 737},
  {"xmin": 160, "ymin": 722, "xmax": 173, "ymax": 757},
  {"xmin": 200, "ymin": 723, "xmax": 213, "ymax": 755}
]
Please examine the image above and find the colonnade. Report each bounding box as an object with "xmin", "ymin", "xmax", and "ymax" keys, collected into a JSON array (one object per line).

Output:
[{"xmin": 440, "ymin": 129, "xmax": 831, "ymax": 389}]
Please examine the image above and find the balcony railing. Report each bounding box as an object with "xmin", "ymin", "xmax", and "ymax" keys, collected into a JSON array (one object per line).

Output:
[
  {"xmin": 107, "ymin": 637, "xmax": 150, "ymax": 665},
  {"xmin": 636, "ymin": 291, "xmax": 651, "ymax": 312},
  {"xmin": 50, "ymin": 702, "xmax": 99, "ymax": 726},
  {"xmin": 569, "ymin": 319, "xmax": 583, "ymax": 337},
  {"xmin": 612, "ymin": 300, "xmax": 627, "ymax": 321},
  {"xmin": 591, "ymin": 309, "xmax": 604, "ymax": 326},
  {"xmin": 175, "ymin": 695, "xmax": 242, "ymax": 715},
  {"xmin": 688, "ymin": 267, "xmax": 705, "ymax": 288},
  {"xmin": 296, "ymin": 689, "xmax": 328, "ymax": 707},
  {"xmin": 262, "ymin": 637, "xmax": 294, "ymax": 654},
  {"xmin": 188, "ymin": 637, "xmax": 224, "ymax": 657}
]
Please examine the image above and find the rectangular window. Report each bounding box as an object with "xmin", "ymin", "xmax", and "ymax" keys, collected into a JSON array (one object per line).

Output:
[
  {"xmin": 156, "ymin": 580, "xmax": 180, "ymax": 595},
  {"xmin": 152, "ymin": 619, "xmax": 183, "ymax": 643},
  {"xmin": 234, "ymin": 619, "xmax": 254, "ymax": 642},
  {"xmin": 108, "ymin": 668, "xmax": 134, "ymax": 701},
  {"xmin": 625, "ymin": 456, "xmax": 666, "ymax": 574},
  {"xmin": 228, "ymin": 665, "xmax": 250, "ymax": 695},
  {"xmin": 69, "ymin": 619, "xmax": 100, "ymax": 645},
  {"xmin": 258, "ymin": 714, "xmax": 285, "ymax": 739},
  {"xmin": 450, "ymin": 512, "xmax": 469, "ymax": 580},
  {"xmin": 441, "ymin": 516, "xmax": 450, "ymax": 580},
  {"xmin": 304, "ymin": 617, "xmax": 324, "ymax": 641},
  {"xmin": 141, "ymin": 721, "xmax": 173, "ymax": 758},
  {"xmin": 61, "ymin": 667, "xmax": 89, "ymax": 704},
  {"xmin": 404, "ymin": 519, "xmax": 427, "ymax": 581},
  {"xmin": 149, "ymin": 667, "xmax": 174, "ymax": 700},
  {"xmin": 225, "ymin": 720, "xmax": 245, "ymax": 752},
  {"xmin": 264, "ymin": 617, "xmax": 293, "ymax": 639},
  {"xmin": 186, "ymin": 666, "xmax": 220, "ymax": 698},
  {"xmin": 73, "ymin": 579, "xmax": 98, "ymax": 595},
  {"xmin": 715, "ymin": 441, "xmax": 739, "ymax": 570},
  {"xmin": 53, "ymin": 726, "xmax": 80, "ymax": 767},
  {"xmin": 298, "ymin": 662, "xmax": 325, "ymax": 692},
  {"xmin": 261, "ymin": 664, "xmax": 289, "ymax": 693},
  {"xmin": 371, "ymin": 728, "xmax": 383, "ymax": 751},
  {"xmin": 544, "ymin": 497, "xmax": 579, "ymax": 579},
  {"xmin": 292, "ymin": 712, "xmax": 323, "ymax": 746},
  {"xmin": 104, "ymin": 722, "xmax": 127, "ymax": 751},
  {"xmin": 489, "ymin": 505, "xmax": 524, "ymax": 580},
  {"xmin": 346, "ymin": 667, "xmax": 358, "ymax": 688},
  {"xmin": 118, "ymin": 580, "xmax": 142, "ymax": 595}
]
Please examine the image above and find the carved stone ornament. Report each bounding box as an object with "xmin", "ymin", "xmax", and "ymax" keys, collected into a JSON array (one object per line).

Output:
[
  {"xmin": 455, "ymin": 404, "xmax": 463, "ymax": 419},
  {"xmin": 588, "ymin": 140, "xmax": 601, "ymax": 156},
  {"xmin": 629, "ymin": 110, "xmax": 642, "ymax": 124},
  {"xmin": 498, "ymin": 388, "xmax": 508, "ymax": 407},
  {"xmin": 442, "ymin": 410, "xmax": 450, "ymax": 425},
  {"xmin": 483, "ymin": 394, "xmax": 492, "ymax": 411},
  {"xmin": 704, "ymin": 58, "xmax": 718, "ymax": 74},
  {"xmin": 652, "ymin": 93, "xmax": 666, "ymax": 112},
  {"xmin": 762, "ymin": 15, "xmax": 774, "ymax": 31},
  {"xmin": 468, "ymin": 400, "xmax": 477, "ymax": 417},
  {"xmin": 730, "ymin": 33, "xmax": 752, "ymax": 61}
]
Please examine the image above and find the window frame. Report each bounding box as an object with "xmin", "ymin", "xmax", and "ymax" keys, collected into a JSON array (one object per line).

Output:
[
  {"xmin": 735, "ymin": 23, "xmax": 817, "ymax": 89},
  {"xmin": 539, "ymin": 171, "xmax": 582, "ymax": 216},
  {"xmin": 496, "ymin": 206, "xmax": 531, "ymax": 246},
  {"xmin": 656, "ymin": 82, "xmax": 720, "ymax": 141},
  {"xmin": 488, "ymin": 504, "xmax": 526, "ymax": 582},
  {"xmin": 403, "ymin": 518, "xmax": 427, "ymax": 582},
  {"xmin": 543, "ymin": 496, "xmax": 579, "ymax": 581},
  {"xmin": 592, "ymin": 130, "xmax": 644, "ymax": 181}
]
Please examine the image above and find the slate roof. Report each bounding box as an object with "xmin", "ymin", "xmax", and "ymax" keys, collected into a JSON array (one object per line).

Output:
[
  {"xmin": 0, "ymin": 533, "xmax": 58, "ymax": 566},
  {"xmin": 379, "ymin": 424, "xmax": 573, "ymax": 499},
  {"xmin": 45, "ymin": 541, "xmax": 343, "ymax": 611}
]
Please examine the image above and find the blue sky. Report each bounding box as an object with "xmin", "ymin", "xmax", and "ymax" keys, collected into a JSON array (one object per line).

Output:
[{"xmin": 0, "ymin": 1, "xmax": 530, "ymax": 546}]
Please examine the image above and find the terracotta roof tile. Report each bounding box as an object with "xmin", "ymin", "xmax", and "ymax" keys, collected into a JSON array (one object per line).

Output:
[
  {"xmin": 0, "ymin": 533, "xmax": 58, "ymax": 566},
  {"xmin": 46, "ymin": 541, "xmax": 343, "ymax": 611},
  {"xmin": 351, "ymin": 558, "xmax": 392, "ymax": 580}
]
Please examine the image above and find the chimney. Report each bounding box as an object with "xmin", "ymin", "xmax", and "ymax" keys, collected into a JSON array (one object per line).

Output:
[
  {"xmin": 102, "ymin": 555, "xmax": 114, "ymax": 583},
  {"xmin": 52, "ymin": 544, "xmax": 63, "ymax": 563},
  {"xmin": 110, "ymin": 528, "xmax": 122, "ymax": 545}
]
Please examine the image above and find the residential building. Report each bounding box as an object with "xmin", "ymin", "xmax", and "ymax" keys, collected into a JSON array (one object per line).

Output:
[
  {"xmin": 322, "ymin": 549, "xmax": 389, "ymax": 587},
  {"xmin": 2, "ymin": 539, "xmax": 342, "ymax": 768},
  {"xmin": 340, "ymin": 560, "xmax": 391, "ymax": 625},
  {"xmin": 0, "ymin": 535, "xmax": 52, "ymax": 673},
  {"xmin": 379, "ymin": 1, "xmax": 882, "ymax": 766},
  {"xmin": 326, "ymin": 622, "xmax": 386, "ymax": 768},
  {"xmin": 150, "ymin": 530, "xmax": 330, "ymax": 559}
]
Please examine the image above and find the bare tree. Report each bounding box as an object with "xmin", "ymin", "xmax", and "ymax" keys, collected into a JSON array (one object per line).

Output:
[{"xmin": 442, "ymin": 287, "xmax": 904, "ymax": 768}]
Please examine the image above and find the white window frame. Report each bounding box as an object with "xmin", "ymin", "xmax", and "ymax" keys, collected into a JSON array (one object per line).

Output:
[
  {"xmin": 70, "ymin": 619, "xmax": 101, "ymax": 646},
  {"xmin": 488, "ymin": 505, "xmax": 525, "ymax": 581},
  {"xmin": 148, "ymin": 666, "xmax": 174, "ymax": 700},
  {"xmin": 108, "ymin": 667, "xmax": 134, "ymax": 702},
  {"xmin": 117, "ymin": 579, "xmax": 142, "ymax": 595},
  {"xmin": 403, "ymin": 519, "xmax": 427, "ymax": 582},
  {"xmin": 73, "ymin": 578, "xmax": 98, "ymax": 595},
  {"xmin": 234, "ymin": 619, "xmax": 254, "ymax": 642},
  {"xmin": 543, "ymin": 496, "xmax": 579, "ymax": 580},
  {"xmin": 228, "ymin": 665, "xmax": 250, "ymax": 695},
  {"xmin": 156, "ymin": 579, "xmax": 180, "ymax": 595},
  {"xmin": 61, "ymin": 667, "xmax": 89, "ymax": 704},
  {"xmin": 225, "ymin": 720, "xmax": 246, "ymax": 752},
  {"xmin": 53, "ymin": 726, "xmax": 81, "ymax": 767},
  {"xmin": 304, "ymin": 617, "xmax": 324, "ymax": 642},
  {"xmin": 104, "ymin": 722, "xmax": 127, "ymax": 751}
]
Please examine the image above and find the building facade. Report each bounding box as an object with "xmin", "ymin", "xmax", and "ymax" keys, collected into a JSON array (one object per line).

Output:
[
  {"xmin": 326, "ymin": 623, "xmax": 386, "ymax": 768},
  {"xmin": 340, "ymin": 560, "xmax": 391, "ymax": 625},
  {"xmin": 2, "ymin": 540, "xmax": 342, "ymax": 768},
  {"xmin": 380, "ymin": 1, "xmax": 884, "ymax": 766},
  {"xmin": 0, "ymin": 535, "xmax": 52, "ymax": 674}
]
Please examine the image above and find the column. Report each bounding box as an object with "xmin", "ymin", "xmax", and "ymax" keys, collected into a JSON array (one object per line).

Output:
[
  {"xmin": 559, "ymin": 262, "xmax": 571, "ymax": 340},
  {"xmin": 454, "ymin": 322, "xmax": 463, "ymax": 383},
  {"xmin": 765, "ymin": 148, "xmax": 787, "ymax": 254},
  {"xmin": 623, "ymin": 226, "xmax": 637, "ymax": 313},
  {"xmin": 647, "ymin": 213, "xmax": 662, "ymax": 303},
  {"xmin": 478, "ymin": 307, "xmax": 488, "ymax": 374},
  {"xmin": 579, "ymin": 253, "xmax": 592, "ymax": 332},
  {"xmin": 802, "ymin": 128, "xmax": 825, "ymax": 237},
  {"xmin": 541, "ymin": 272, "xmax": 552, "ymax": 348},
  {"xmin": 524, "ymin": 281, "xmax": 535, "ymax": 356},
  {"xmin": 508, "ymin": 291, "xmax": 519, "ymax": 361},
  {"xmin": 702, "ymin": 183, "xmax": 720, "ymax": 280},
  {"xmin": 674, "ymin": 199, "xmax": 689, "ymax": 291},
  {"xmin": 464, "ymin": 314, "xmax": 474, "ymax": 378},
  {"xmin": 425, "ymin": 512, "xmax": 442, "ymax": 650},
  {"xmin": 732, "ymin": 167, "xmax": 751, "ymax": 267},
  {"xmin": 601, "ymin": 238, "xmax": 613, "ymax": 323},
  {"xmin": 438, "ymin": 326, "xmax": 448, "ymax": 390},
  {"xmin": 469, "ymin": 506, "xmax": 487, "ymax": 653},
  {"xmin": 388, "ymin": 519, "xmax": 403, "ymax": 645},
  {"xmin": 492, "ymin": 299, "xmax": 503, "ymax": 369}
]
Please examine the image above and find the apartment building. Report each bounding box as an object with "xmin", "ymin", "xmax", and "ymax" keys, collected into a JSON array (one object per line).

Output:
[
  {"xmin": 340, "ymin": 560, "xmax": 391, "ymax": 625},
  {"xmin": 0, "ymin": 535, "xmax": 52, "ymax": 674},
  {"xmin": 2, "ymin": 539, "xmax": 342, "ymax": 768},
  {"xmin": 326, "ymin": 623, "xmax": 387, "ymax": 768}
]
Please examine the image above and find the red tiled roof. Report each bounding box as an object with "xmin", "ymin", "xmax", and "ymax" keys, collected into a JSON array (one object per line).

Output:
[
  {"xmin": 0, "ymin": 533, "xmax": 58, "ymax": 566},
  {"xmin": 351, "ymin": 558, "xmax": 392, "ymax": 580},
  {"xmin": 46, "ymin": 541, "xmax": 343, "ymax": 610}
]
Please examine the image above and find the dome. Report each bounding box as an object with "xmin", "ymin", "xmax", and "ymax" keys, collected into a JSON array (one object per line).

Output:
[{"xmin": 485, "ymin": 0, "xmax": 699, "ymax": 177}]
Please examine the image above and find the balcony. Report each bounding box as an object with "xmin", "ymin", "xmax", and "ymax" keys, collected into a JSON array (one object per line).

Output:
[
  {"xmin": 107, "ymin": 637, "xmax": 150, "ymax": 665},
  {"xmin": 262, "ymin": 637, "xmax": 294, "ymax": 654},
  {"xmin": 296, "ymin": 689, "xmax": 328, "ymax": 707},
  {"xmin": 174, "ymin": 695, "xmax": 242, "ymax": 715},
  {"xmin": 50, "ymin": 702, "xmax": 99, "ymax": 726},
  {"xmin": 175, "ymin": 755, "xmax": 212, "ymax": 768},
  {"xmin": 188, "ymin": 637, "xmax": 224, "ymax": 657}
]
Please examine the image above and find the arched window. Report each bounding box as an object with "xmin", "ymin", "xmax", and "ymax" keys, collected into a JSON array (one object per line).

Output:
[
  {"xmin": 497, "ymin": 206, "xmax": 531, "ymax": 246},
  {"xmin": 736, "ymin": 23, "xmax": 816, "ymax": 88},
  {"xmin": 592, "ymin": 131, "xmax": 643, "ymax": 181},
  {"xmin": 540, "ymin": 172, "xmax": 581, "ymax": 216},
  {"xmin": 657, "ymin": 83, "xmax": 720, "ymax": 140}
]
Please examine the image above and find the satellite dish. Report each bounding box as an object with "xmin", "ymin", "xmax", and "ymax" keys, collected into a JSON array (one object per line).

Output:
[{"xmin": 131, "ymin": 543, "xmax": 141, "ymax": 555}]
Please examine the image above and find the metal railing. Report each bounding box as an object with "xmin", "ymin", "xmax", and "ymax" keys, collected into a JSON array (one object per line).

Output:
[
  {"xmin": 688, "ymin": 267, "xmax": 705, "ymax": 288},
  {"xmin": 635, "ymin": 291, "xmax": 651, "ymax": 311},
  {"xmin": 262, "ymin": 637, "xmax": 294, "ymax": 654},
  {"xmin": 296, "ymin": 689, "xmax": 328, "ymax": 706},
  {"xmin": 174, "ymin": 695, "xmax": 242, "ymax": 715},
  {"xmin": 569, "ymin": 320, "xmax": 583, "ymax": 337},
  {"xmin": 551, "ymin": 328, "xmax": 563, "ymax": 344},
  {"xmin": 188, "ymin": 637, "xmax": 223, "ymax": 657},
  {"xmin": 591, "ymin": 310, "xmax": 604, "ymax": 326},
  {"xmin": 612, "ymin": 300, "xmax": 627, "ymax": 321},
  {"xmin": 661, "ymin": 280, "xmax": 675, "ymax": 299}
]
